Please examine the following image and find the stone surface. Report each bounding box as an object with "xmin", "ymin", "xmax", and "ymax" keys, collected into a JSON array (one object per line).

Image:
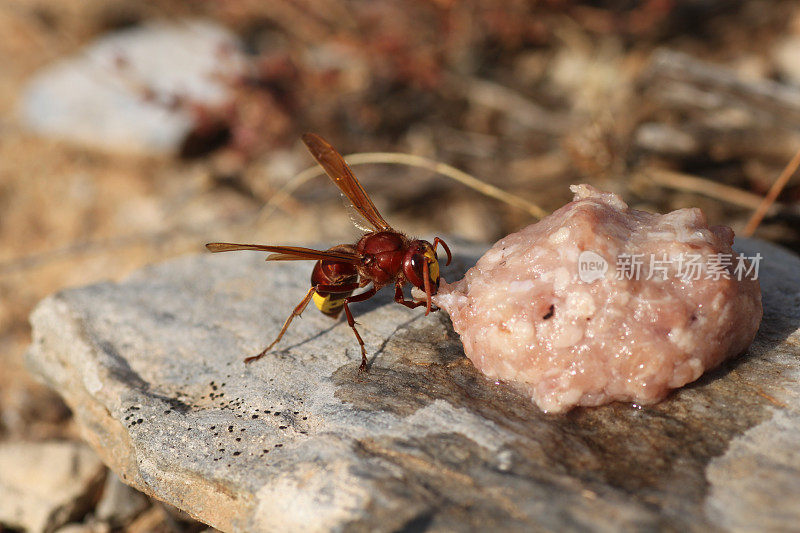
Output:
[
  {"xmin": 26, "ymin": 238, "xmax": 800, "ymax": 532},
  {"xmin": 0, "ymin": 440, "xmax": 106, "ymax": 533},
  {"xmin": 20, "ymin": 20, "xmax": 244, "ymax": 154}
]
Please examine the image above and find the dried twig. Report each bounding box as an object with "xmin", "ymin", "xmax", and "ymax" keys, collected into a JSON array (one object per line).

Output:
[
  {"xmin": 635, "ymin": 168, "xmax": 765, "ymax": 210},
  {"xmin": 743, "ymin": 145, "xmax": 800, "ymax": 236},
  {"xmin": 258, "ymin": 151, "xmax": 549, "ymax": 223}
]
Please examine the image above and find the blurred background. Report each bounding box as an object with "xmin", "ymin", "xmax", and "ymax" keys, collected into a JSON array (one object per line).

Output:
[{"xmin": 2, "ymin": 0, "xmax": 800, "ymax": 530}]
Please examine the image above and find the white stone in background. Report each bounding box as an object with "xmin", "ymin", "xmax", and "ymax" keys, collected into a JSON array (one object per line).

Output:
[
  {"xmin": 54, "ymin": 522, "xmax": 110, "ymax": 533},
  {"xmin": 635, "ymin": 122, "xmax": 699, "ymax": 155},
  {"xmin": 19, "ymin": 20, "xmax": 245, "ymax": 154},
  {"xmin": 0, "ymin": 441, "xmax": 106, "ymax": 533},
  {"xmin": 774, "ymin": 35, "xmax": 800, "ymax": 87},
  {"xmin": 95, "ymin": 472, "xmax": 149, "ymax": 527}
]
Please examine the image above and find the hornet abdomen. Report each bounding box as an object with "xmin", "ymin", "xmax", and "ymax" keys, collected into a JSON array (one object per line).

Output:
[{"xmin": 310, "ymin": 255, "xmax": 359, "ymax": 318}]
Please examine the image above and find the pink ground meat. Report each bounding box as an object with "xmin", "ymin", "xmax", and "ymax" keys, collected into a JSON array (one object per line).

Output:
[{"xmin": 434, "ymin": 185, "xmax": 762, "ymax": 413}]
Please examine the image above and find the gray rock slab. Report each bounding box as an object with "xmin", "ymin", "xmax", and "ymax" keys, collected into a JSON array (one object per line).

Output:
[
  {"xmin": 0, "ymin": 440, "xmax": 106, "ymax": 533},
  {"xmin": 25, "ymin": 238, "xmax": 800, "ymax": 532},
  {"xmin": 19, "ymin": 20, "xmax": 244, "ymax": 154}
]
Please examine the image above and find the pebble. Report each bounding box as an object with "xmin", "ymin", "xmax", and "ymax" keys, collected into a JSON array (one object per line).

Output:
[
  {"xmin": 19, "ymin": 20, "xmax": 245, "ymax": 154},
  {"xmin": 0, "ymin": 441, "xmax": 106, "ymax": 533}
]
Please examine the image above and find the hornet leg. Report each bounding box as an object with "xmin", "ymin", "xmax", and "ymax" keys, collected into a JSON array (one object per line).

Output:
[
  {"xmin": 394, "ymin": 282, "xmax": 425, "ymax": 309},
  {"xmin": 341, "ymin": 286, "xmax": 378, "ymax": 371},
  {"xmin": 394, "ymin": 282, "xmax": 439, "ymax": 313},
  {"xmin": 245, "ymin": 287, "xmax": 316, "ymax": 364}
]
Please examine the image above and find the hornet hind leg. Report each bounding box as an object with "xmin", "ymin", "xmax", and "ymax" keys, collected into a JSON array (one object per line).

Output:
[
  {"xmin": 245, "ymin": 287, "xmax": 316, "ymax": 364},
  {"xmin": 246, "ymin": 281, "xmax": 362, "ymax": 364},
  {"xmin": 341, "ymin": 286, "xmax": 378, "ymax": 371}
]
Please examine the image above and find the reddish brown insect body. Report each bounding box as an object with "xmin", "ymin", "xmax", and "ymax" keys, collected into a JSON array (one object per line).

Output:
[{"xmin": 206, "ymin": 133, "xmax": 451, "ymax": 371}]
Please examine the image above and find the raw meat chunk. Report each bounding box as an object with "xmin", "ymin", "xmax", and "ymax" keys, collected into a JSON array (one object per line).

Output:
[{"xmin": 434, "ymin": 185, "xmax": 762, "ymax": 413}]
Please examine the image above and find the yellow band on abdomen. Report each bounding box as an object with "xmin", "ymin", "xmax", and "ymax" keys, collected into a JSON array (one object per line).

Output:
[{"xmin": 313, "ymin": 291, "xmax": 350, "ymax": 316}]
